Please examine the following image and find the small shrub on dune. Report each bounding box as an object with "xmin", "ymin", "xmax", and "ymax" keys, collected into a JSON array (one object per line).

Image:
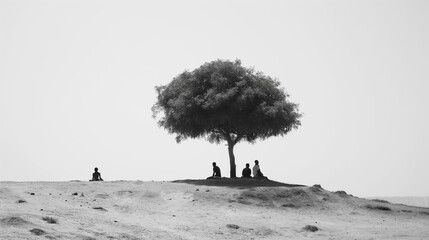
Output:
[
  {"xmin": 281, "ymin": 203, "xmax": 297, "ymax": 208},
  {"xmin": 303, "ymin": 225, "xmax": 319, "ymax": 232},
  {"xmin": 1, "ymin": 216, "xmax": 29, "ymax": 226},
  {"xmin": 42, "ymin": 217, "xmax": 58, "ymax": 224},
  {"xmin": 365, "ymin": 204, "xmax": 391, "ymax": 211},
  {"xmin": 310, "ymin": 185, "xmax": 323, "ymax": 193},
  {"xmin": 30, "ymin": 228, "xmax": 46, "ymax": 236},
  {"xmin": 226, "ymin": 224, "xmax": 240, "ymax": 229},
  {"xmin": 93, "ymin": 207, "xmax": 107, "ymax": 211},
  {"xmin": 335, "ymin": 191, "xmax": 349, "ymax": 197},
  {"xmin": 17, "ymin": 199, "xmax": 27, "ymax": 203}
]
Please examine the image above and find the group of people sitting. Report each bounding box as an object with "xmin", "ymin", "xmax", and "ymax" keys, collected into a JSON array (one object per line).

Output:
[
  {"xmin": 92, "ymin": 161, "xmax": 267, "ymax": 182},
  {"xmin": 211, "ymin": 160, "xmax": 267, "ymax": 179}
]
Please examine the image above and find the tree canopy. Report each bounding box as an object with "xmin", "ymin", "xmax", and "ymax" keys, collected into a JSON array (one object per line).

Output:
[{"xmin": 152, "ymin": 59, "xmax": 301, "ymax": 177}]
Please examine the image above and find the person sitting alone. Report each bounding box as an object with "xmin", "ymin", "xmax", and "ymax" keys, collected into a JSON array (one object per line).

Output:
[
  {"xmin": 90, "ymin": 167, "xmax": 104, "ymax": 181},
  {"xmin": 208, "ymin": 162, "xmax": 221, "ymax": 179},
  {"xmin": 241, "ymin": 163, "xmax": 252, "ymax": 178},
  {"xmin": 253, "ymin": 160, "xmax": 267, "ymax": 179}
]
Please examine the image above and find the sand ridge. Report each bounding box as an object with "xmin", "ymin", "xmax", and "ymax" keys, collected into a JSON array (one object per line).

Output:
[{"xmin": 1, "ymin": 179, "xmax": 429, "ymax": 239}]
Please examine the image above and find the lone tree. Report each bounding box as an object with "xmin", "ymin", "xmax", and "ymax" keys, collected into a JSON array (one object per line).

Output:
[{"xmin": 152, "ymin": 59, "xmax": 301, "ymax": 178}]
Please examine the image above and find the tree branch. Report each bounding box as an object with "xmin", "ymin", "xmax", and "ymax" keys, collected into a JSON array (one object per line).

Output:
[{"xmin": 233, "ymin": 134, "xmax": 243, "ymax": 145}]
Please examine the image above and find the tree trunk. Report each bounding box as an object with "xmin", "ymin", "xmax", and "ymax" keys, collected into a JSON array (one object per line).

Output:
[{"xmin": 228, "ymin": 143, "xmax": 236, "ymax": 178}]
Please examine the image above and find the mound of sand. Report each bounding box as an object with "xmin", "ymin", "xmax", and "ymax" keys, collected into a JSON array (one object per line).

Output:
[
  {"xmin": 1, "ymin": 180, "xmax": 428, "ymax": 239},
  {"xmin": 173, "ymin": 178, "xmax": 304, "ymax": 188}
]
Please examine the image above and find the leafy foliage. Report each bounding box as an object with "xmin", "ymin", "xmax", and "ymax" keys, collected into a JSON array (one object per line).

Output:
[{"xmin": 152, "ymin": 59, "xmax": 301, "ymax": 146}]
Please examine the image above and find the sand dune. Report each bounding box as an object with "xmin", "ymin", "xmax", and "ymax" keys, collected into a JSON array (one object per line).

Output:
[
  {"xmin": 367, "ymin": 196, "xmax": 429, "ymax": 208},
  {"xmin": 1, "ymin": 179, "xmax": 429, "ymax": 239}
]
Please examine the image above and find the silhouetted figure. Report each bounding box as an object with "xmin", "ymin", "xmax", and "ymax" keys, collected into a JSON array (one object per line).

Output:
[
  {"xmin": 242, "ymin": 163, "xmax": 252, "ymax": 178},
  {"xmin": 212, "ymin": 162, "xmax": 221, "ymax": 178},
  {"xmin": 90, "ymin": 167, "xmax": 103, "ymax": 181},
  {"xmin": 253, "ymin": 160, "xmax": 267, "ymax": 179}
]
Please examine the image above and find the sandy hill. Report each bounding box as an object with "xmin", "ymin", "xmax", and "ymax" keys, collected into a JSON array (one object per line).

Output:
[
  {"xmin": 367, "ymin": 196, "xmax": 429, "ymax": 208},
  {"xmin": 1, "ymin": 179, "xmax": 429, "ymax": 239}
]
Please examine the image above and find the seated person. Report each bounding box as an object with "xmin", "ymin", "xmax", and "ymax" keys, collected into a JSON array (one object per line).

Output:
[
  {"xmin": 90, "ymin": 167, "xmax": 104, "ymax": 181},
  {"xmin": 253, "ymin": 160, "xmax": 268, "ymax": 179},
  {"xmin": 241, "ymin": 163, "xmax": 252, "ymax": 178},
  {"xmin": 207, "ymin": 162, "xmax": 221, "ymax": 179}
]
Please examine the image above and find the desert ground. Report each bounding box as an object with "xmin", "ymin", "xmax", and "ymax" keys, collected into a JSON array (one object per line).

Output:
[
  {"xmin": 1, "ymin": 179, "xmax": 429, "ymax": 240},
  {"xmin": 367, "ymin": 196, "xmax": 429, "ymax": 209}
]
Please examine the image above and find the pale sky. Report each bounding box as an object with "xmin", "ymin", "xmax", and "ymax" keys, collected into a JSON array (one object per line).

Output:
[{"xmin": 1, "ymin": 0, "xmax": 428, "ymax": 197}]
